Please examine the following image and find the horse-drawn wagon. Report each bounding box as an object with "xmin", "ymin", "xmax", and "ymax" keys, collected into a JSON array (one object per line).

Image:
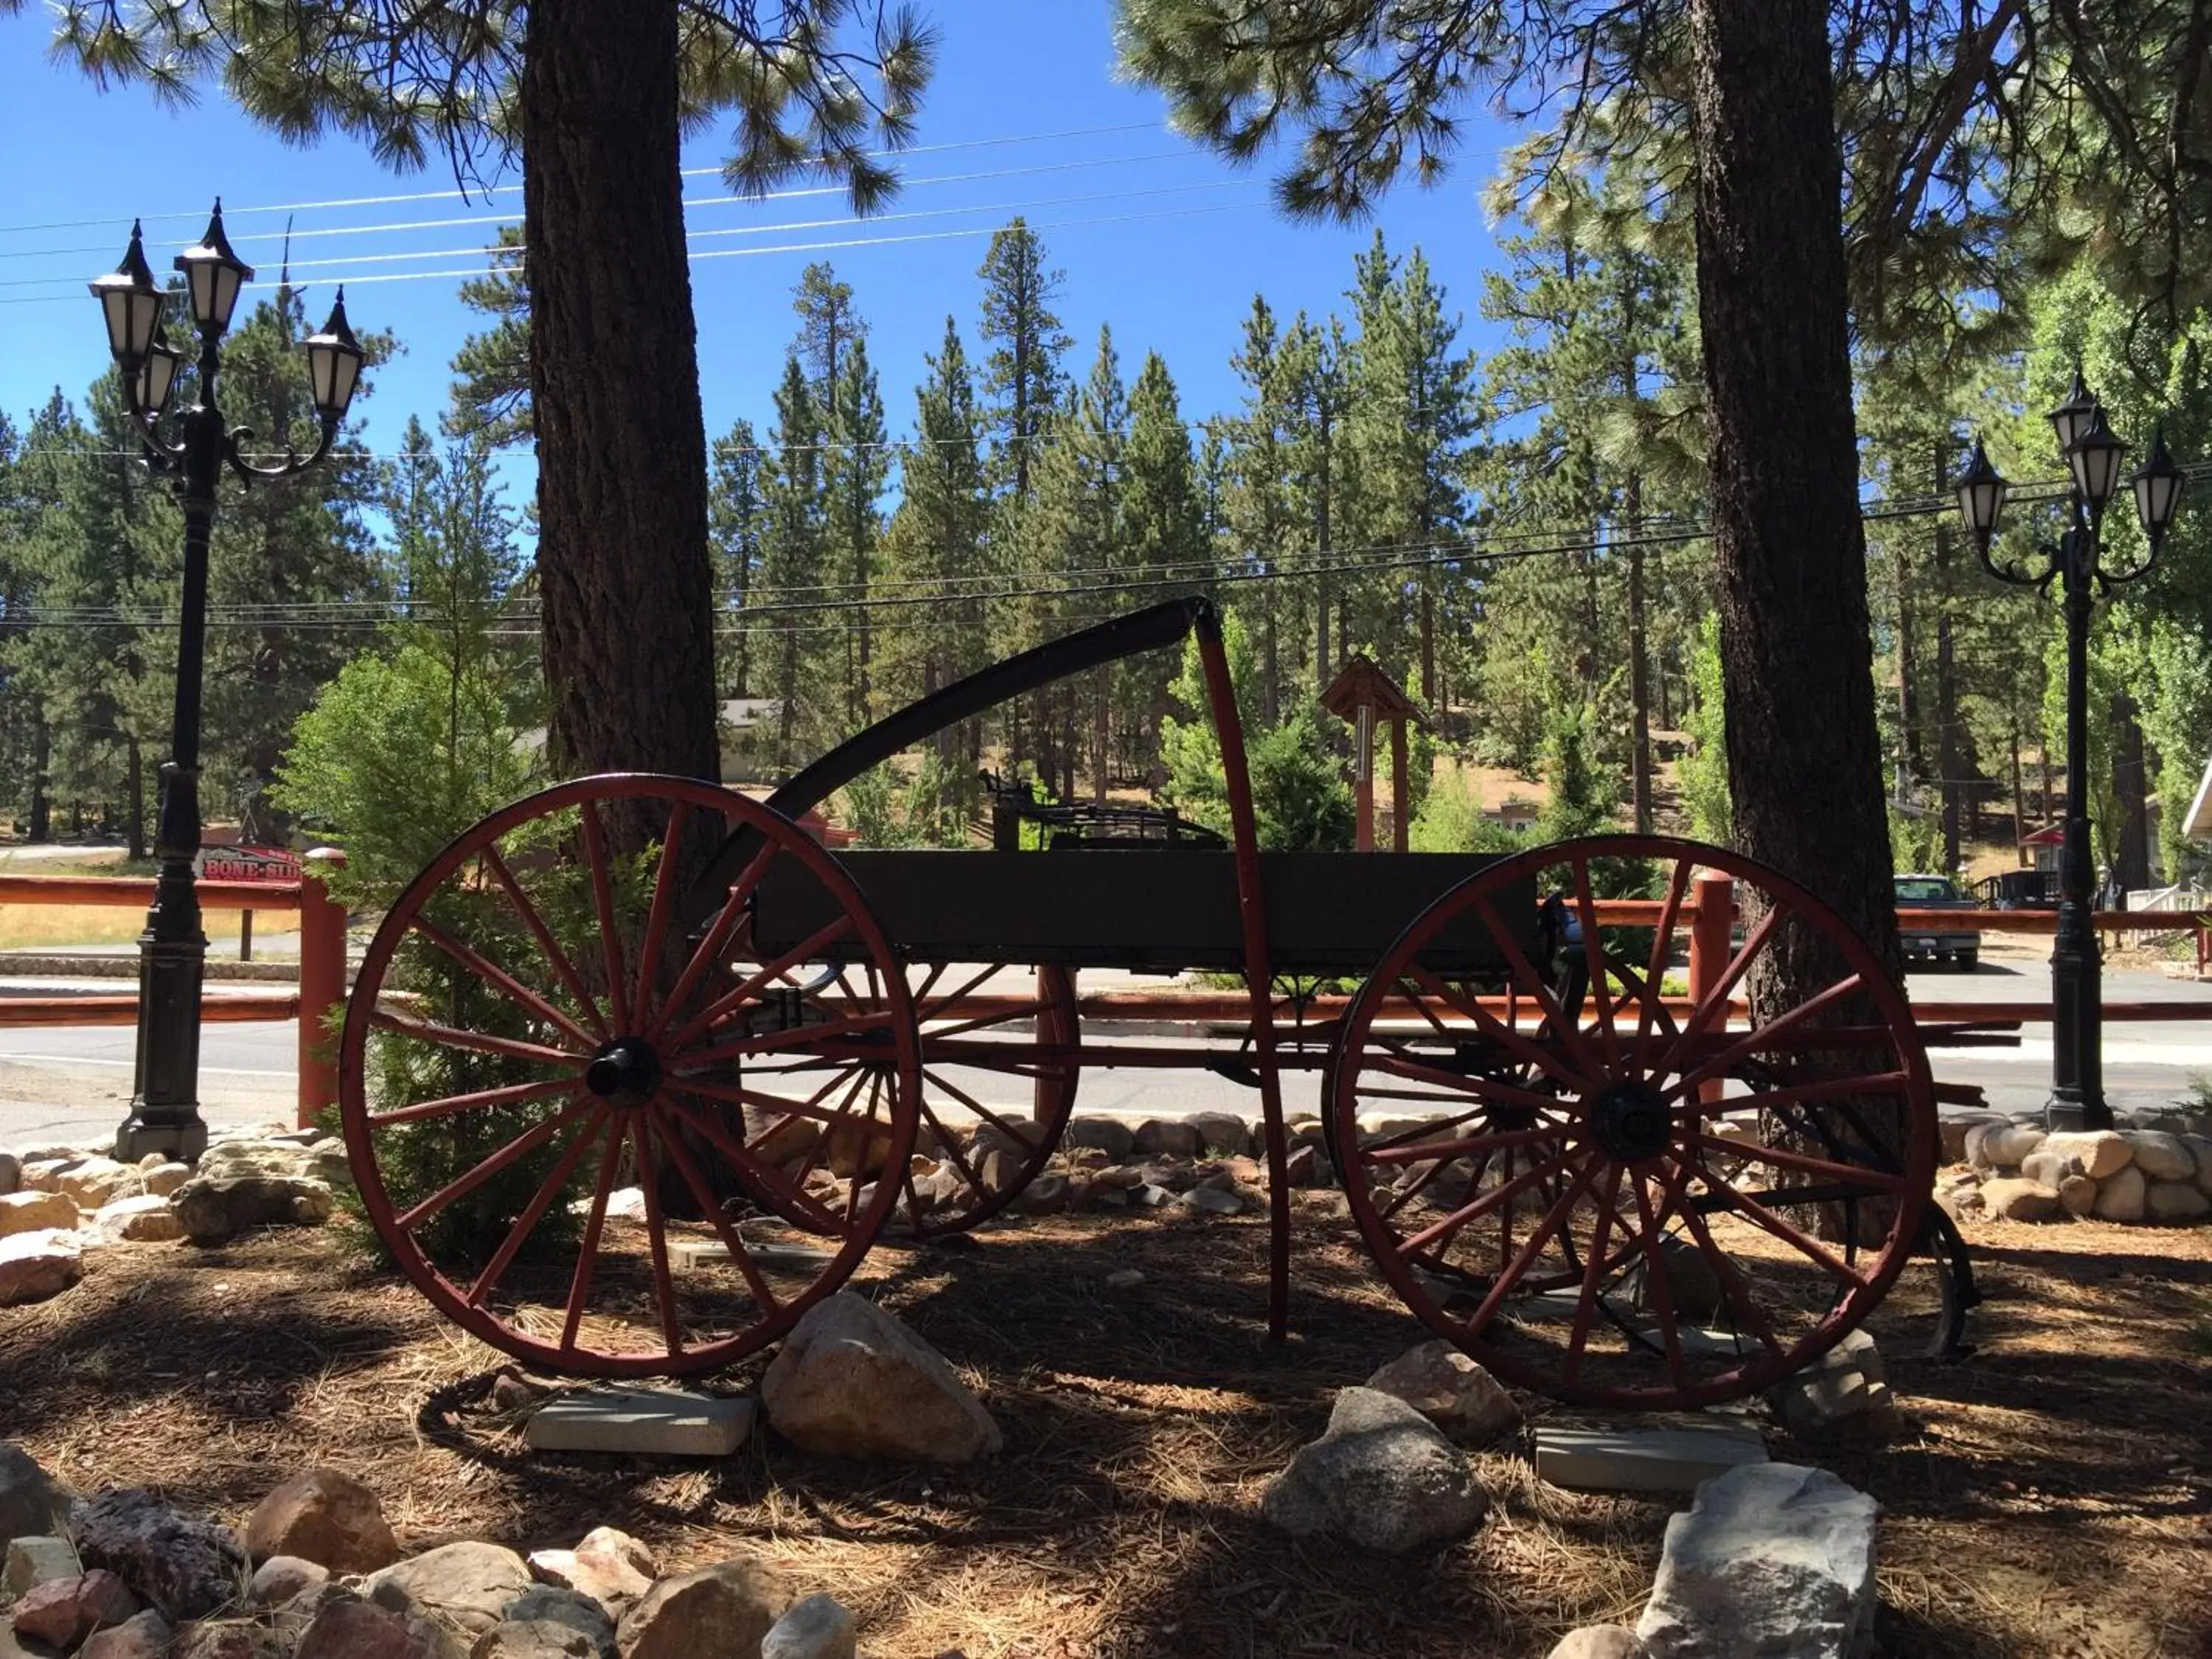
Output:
[{"xmin": 338, "ymin": 597, "xmax": 1954, "ymax": 1409}]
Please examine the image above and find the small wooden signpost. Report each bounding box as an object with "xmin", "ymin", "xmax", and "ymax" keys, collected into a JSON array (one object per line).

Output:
[{"xmin": 1320, "ymin": 655, "xmax": 1430, "ymax": 852}]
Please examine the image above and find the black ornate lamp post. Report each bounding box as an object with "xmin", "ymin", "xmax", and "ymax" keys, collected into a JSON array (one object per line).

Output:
[
  {"xmin": 1955, "ymin": 369, "xmax": 2188, "ymax": 1132},
  {"xmin": 89, "ymin": 206, "xmax": 365, "ymax": 1161}
]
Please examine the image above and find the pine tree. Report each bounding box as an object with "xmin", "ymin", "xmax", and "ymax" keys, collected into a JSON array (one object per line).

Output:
[
  {"xmin": 447, "ymin": 226, "xmax": 531, "ymax": 448},
  {"xmin": 1224, "ymin": 297, "xmax": 1295, "ymax": 724},
  {"xmin": 709, "ymin": 420, "xmax": 765, "ymax": 700},
  {"xmin": 1120, "ymin": 352, "xmax": 1205, "ymax": 781},
  {"xmin": 975, "ymin": 219, "xmax": 1074, "ymax": 503},
  {"xmin": 755, "ymin": 355, "xmax": 826, "ymax": 776},
  {"xmin": 823, "ymin": 336, "xmax": 888, "ymax": 734}
]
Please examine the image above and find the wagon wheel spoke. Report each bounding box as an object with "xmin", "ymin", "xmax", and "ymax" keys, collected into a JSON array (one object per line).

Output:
[
  {"xmin": 1666, "ymin": 1169, "xmax": 1789, "ymax": 1363},
  {"xmin": 1669, "ymin": 973, "xmax": 1869, "ymax": 1099},
  {"xmin": 481, "ymin": 843, "xmax": 613, "ymax": 1041},
  {"xmin": 1394, "ymin": 1145, "xmax": 1580, "ymax": 1263},
  {"xmin": 1562, "ymin": 1164, "xmax": 1627, "ymax": 1388},
  {"xmin": 647, "ymin": 838, "xmax": 779, "ymax": 1043},
  {"xmin": 1404, "ymin": 967, "xmax": 1586, "ymax": 1092},
  {"xmin": 627, "ymin": 1119, "xmax": 686, "ymax": 1362},
  {"xmin": 392, "ymin": 1099, "xmax": 595, "ymax": 1234},
  {"xmin": 467, "ymin": 1110, "xmax": 611, "ymax": 1307},
  {"xmin": 627, "ymin": 802, "xmax": 692, "ymax": 1033},
  {"xmin": 1638, "ymin": 855, "xmax": 1694, "ymax": 1050},
  {"xmin": 1472, "ymin": 893, "xmax": 1604, "ymax": 1081},
  {"xmin": 1658, "ymin": 903, "xmax": 1784, "ymax": 1078},
  {"xmin": 560, "ymin": 1116, "xmax": 629, "ymax": 1354},
  {"xmin": 1568, "ymin": 856, "xmax": 1622, "ymax": 1067},
  {"xmin": 1465, "ymin": 1155, "xmax": 1603, "ymax": 1335},
  {"xmin": 1363, "ymin": 1121, "xmax": 1569, "ymax": 1169},
  {"xmin": 405, "ymin": 914, "xmax": 599, "ymax": 1054},
  {"xmin": 1700, "ymin": 1163, "xmax": 1869, "ymax": 1290},
  {"xmin": 370, "ymin": 1009, "xmax": 584, "ymax": 1071},
  {"xmin": 1704, "ymin": 1132, "xmax": 1910, "ymax": 1194},
  {"xmin": 573, "ymin": 799, "xmax": 632, "ymax": 1029},
  {"xmin": 661, "ymin": 1090, "xmax": 850, "ymax": 1237},
  {"xmin": 647, "ymin": 1101, "xmax": 782, "ymax": 1314},
  {"xmin": 1371, "ymin": 1050, "xmax": 1570, "ymax": 1117},
  {"xmin": 367, "ymin": 1076, "xmax": 581, "ymax": 1129},
  {"xmin": 666, "ymin": 915, "xmax": 858, "ymax": 1054}
]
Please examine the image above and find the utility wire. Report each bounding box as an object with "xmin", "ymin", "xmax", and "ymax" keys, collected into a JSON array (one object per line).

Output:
[{"xmin": 0, "ymin": 121, "xmax": 1165, "ymax": 237}]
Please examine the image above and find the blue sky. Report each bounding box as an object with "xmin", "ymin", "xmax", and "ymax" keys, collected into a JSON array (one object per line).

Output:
[{"xmin": 0, "ymin": 3, "xmax": 1514, "ymax": 487}]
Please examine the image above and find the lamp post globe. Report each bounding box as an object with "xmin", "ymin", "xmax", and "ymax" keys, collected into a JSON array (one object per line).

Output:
[
  {"xmin": 173, "ymin": 201, "xmax": 254, "ymax": 336},
  {"xmin": 2132, "ymin": 427, "xmax": 2185, "ymax": 551},
  {"xmin": 2047, "ymin": 364, "xmax": 2100, "ymax": 456},
  {"xmin": 88, "ymin": 222, "xmax": 164, "ymax": 368},
  {"xmin": 2065, "ymin": 406, "xmax": 2128, "ymax": 514},
  {"xmin": 1954, "ymin": 438, "xmax": 2008, "ymax": 550}
]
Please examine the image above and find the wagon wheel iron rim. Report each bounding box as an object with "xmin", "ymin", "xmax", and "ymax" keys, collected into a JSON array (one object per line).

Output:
[
  {"xmin": 1329, "ymin": 833, "xmax": 1936, "ymax": 1409},
  {"xmin": 338, "ymin": 773, "xmax": 920, "ymax": 1378}
]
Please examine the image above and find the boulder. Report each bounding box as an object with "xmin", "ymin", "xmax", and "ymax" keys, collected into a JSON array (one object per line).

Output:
[
  {"xmin": 1363, "ymin": 1341, "xmax": 1522, "ymax": 1444},
  {"xmin": 249, "ymin": 1557, "xmax": 330, "ymax": 1606},
  {"xmin": 245, "ymin": 1470, "xmax": 400, "ymax": 1574},
  {"xmin": 365, "ymin": 1543, "xmax": 533, "ymax": 1637},
  {"xmin": 1061, "ymin": 1118, "xmax": 1135, "ymax": 1161},
  {"xmin": 1635, "ymin": 1463, "xmax": 1877, "ymax": 1659},
  {"xmin": 173, "ymin": 1624, "xmax": 283, "ymax": 1659},
  {"xmin": 1548, "ymin": 1631, "xmax": 1650, "ymax": 1659},
  {"xmin": 2181, "ymin": 1135, "xmax": 2212, "ymax": 1197},
  {"xmin": 967, "ymin": 1121, "xmax": 1043, "ymax": 1165},
  {"xmin": 1771, "ymin": 1332, "xmax": 1900, "ymax": 1447},
  {"xmin": 195, "ymin": 1142, "xmax": 315, "ymax": 1181},
  {"xmin": 12, "ymin": 1570, "xmax": 140, "ymax": 1648},
  {"xmin": 171, "ymin": 1176, "xmax": 334, "ymax": 1245},
  {"xmin": 2057, "ymin": 1175, "xmax": 2100, "ymax": 1217},
  {"xmin": 0, "ymin": 1229, "xmax": 83, "ymax": 1305},
  {"xmin": 0, "ymin": 1447, "xmax": 67, "ymax": 1548},
  {"xmin": 1015, "ymin": 1174, "xmax": 1072, "ymax": 1216},
  {"xmin": 72, "ymin": 1489, "xmax": 246, "ymax": 1622},
  {"xmin": 91, "ymin": 1196, "xmax": 182, "ymax": 1245},
  {"xmin": 1979, "ymin": 1178, "xmax": 2062, "ymax": 1223},
  {"xmin": 0, "ymin": 1191, "xmax": 79, "ymax": 1237},
  {"xmin": 1936, "ymin": 1115, "xmax": 2003, "ymax": 1165},
  {"xmin": 296, "ymin": 1596, "xmax": 453, "ymax": 1659},
  {"xmin": 1186, "ymin": 1112, "xmax": 1252, "ymax": 1157},
  {"xmin": 6, "ymin": 1534, "xmax": 79, "ymax": 1597},
  {"xmin": 1965, "ymin": 1123, "xmax": 2043, "ymax": 1169},
  {"xmin": 307, "ymin": 1144, "xmax": 355, "ymax": 1192},
  {"xmin": 1258, "ymin": 1387, "xmax": 1488, "ymax": 1556},
  {"xmin": 1130, "ymin": 1119, "xmax": 1203, "ymax": 1160},
  {"xmin": 53, "ymin": 1159, "xmax": 141, "ymax": 1209},
  {"xmin": 526, "ymin": 1531, "xmax": 654, "ymax": 1615},
  {"xmin": 2017, "ymin": 1147, "xmax": 2081, "ymax": 1189},
  {"xmin": 0, "ymin": 1153, "xmax": 18, "ymax": 1197},
  {"xmin": 472, "ymin": 1622, "xmax": 599, "ymax": 1659},
  {"xmin": 501, "ymin": 1588, "xmax": 614, "ymax": 1656},
  {"xmin": 1282, "ymin": 1144, "xmax": 1332, "ymax": 1187},
  {"xmin": 75, "ymin": 1610, "xmax": 171, "ymax": 1659},
  {"xmin": 2125, "ymin": 1131, "xmax": 2197, "ymax": 1182},
  {"xmin": 19, "ymin": 1160, "xmax": 76, "ymax": 1193},
  {"xmin": 759, "ymin": 1293, "xmax": 1001, "ymax": 1464},
  {"xmin": 1640, "ymin": 1237, "xmax": 1724, "ymax": 1324},
  {"xmin": 760, "ymin": 1593, "xmax": 856, "ymax": 1659},
  {"xmin": 2043, "ymin": 1130, "xmax": 2132, "ymax": 1180},
  {"xmin": 2144, "ymin": 1180, "xmax": 2212, "ymax": 1225},
  {"xmin": 2093, "ymin": 1165, "xmax": 2147, "ymax": 1223},
  {"xmin": 1176, "ymin": 1184, "xmax": 1243, "ymax": 1217},
  {"xmin": 613, "ymin": 1561, "xmax": 792, "ymax": 1659},
  {"xmin": 140, "ymin": 1164, "xmax": 192, "ymax": 1200}
]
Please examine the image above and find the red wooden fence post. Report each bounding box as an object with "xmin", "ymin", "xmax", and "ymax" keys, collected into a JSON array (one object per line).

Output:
[
  {"xmin": 297, "ymin": 848, "xmax": 347, "ymax": 1130},
  {"xmin": 1687, "ymin": 871, "xmax": 1734, "ymax": 1106}
]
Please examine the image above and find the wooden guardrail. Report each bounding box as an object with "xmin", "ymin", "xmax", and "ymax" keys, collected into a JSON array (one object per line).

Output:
[{"xmin": 0, "ymin": 849, "xmax": 349, "ymax": 1126}]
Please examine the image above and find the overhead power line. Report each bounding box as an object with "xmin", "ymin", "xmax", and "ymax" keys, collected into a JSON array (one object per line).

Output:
[{"xmin": 0, "ymin": 120, "xmax": 1164, "ymax": 237}]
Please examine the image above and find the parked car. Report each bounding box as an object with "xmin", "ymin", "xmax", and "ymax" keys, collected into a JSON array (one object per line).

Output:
[{"xmin": 1895, "ymin": 873, "xmax": 1983, "ymax": 970}]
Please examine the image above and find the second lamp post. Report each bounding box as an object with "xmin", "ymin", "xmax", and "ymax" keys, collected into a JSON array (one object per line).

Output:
[
  {"xmin": 1954, "ymin": 371, "xmax": 2186, "ymax": 1132},
  {"xmin": 89, "ymin": 204, "xmax": 365, "ymax": 1161}
]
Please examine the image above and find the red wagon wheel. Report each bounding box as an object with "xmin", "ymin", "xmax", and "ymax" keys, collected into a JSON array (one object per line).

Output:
[
  {"xmin": 893, "ymin": 963, "xmax": 1080, "ymax": 1238},
  {"xmin": 1329, "ymin": 835, "xmax": 1935, "ymax": 1409},
  {"xmin": 338, "ymin": 775, "xmax": 919, "ymax": 1378}
]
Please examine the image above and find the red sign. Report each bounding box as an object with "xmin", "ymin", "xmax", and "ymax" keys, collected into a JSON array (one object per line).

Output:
[{"xmin": 197, "ymin": 844, "xmax": 302, "ymax": 883}]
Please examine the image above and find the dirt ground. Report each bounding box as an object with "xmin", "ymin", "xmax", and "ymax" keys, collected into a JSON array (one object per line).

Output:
[{"xmin": 4, "ymin": 1201, "xmax": 2209, "ymax": 1659}]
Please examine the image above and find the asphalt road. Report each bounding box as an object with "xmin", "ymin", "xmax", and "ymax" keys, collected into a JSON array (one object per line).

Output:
[{"xmin": 3, "ymin": 953, "xmax": 2205, "ymax": 1151}]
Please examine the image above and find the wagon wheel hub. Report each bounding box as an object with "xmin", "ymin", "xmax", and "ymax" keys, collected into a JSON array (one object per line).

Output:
[
  {"xmin": 1585, "ymin": 1077, "xmax": 1673, "ymax": 1164},
  {"xmin": 586, "ymin": 1036, "xmax": 663, "ymax": 1105}
]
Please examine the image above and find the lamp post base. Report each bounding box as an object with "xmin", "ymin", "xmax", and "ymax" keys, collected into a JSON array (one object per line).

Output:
[
  {"xmin": 113, "ymin": 1113, "xmax": 209, "ymax": 1165},
  {"xmin": 2042, "ymin": 1093, "xmax": 2105, "ymax": 1135}
]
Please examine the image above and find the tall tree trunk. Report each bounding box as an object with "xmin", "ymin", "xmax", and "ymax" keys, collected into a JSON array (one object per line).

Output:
[
  {"xmin": 1626, "ymin": 474, "xmax": 1654, "ymax": 834},
  {"xmin": 2009, "ymin": 717, "xmax": 2028, "ymax": 867},
  {"xmin": 1689, "ymin": 0, "xmax": 1902, "ymax": 989},
  {"xmin": 1893, "ymin": 540, "xmax": 1919, "ymax": 790},
  {"xmin": 1418, "ymin": 578, "xmax": 1436, "ymax": 709},
  {"xmin": 2112, "ymin": 692, "xmax": 2152, "ymax": 889},
  {"xmin": 525, "ymin": 0, "xmax": 717, "ymax": 790},
  {"xmin": 126, "ymin": 737, "xmax": 146, "ymax": 863},
  {"xmin": 1092, "ymin": 671, "xmax": 1110, "ymax": 803},
  {"xmin": 27, "ymin": 712, "xmax": 50, "ymax": 843}
]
